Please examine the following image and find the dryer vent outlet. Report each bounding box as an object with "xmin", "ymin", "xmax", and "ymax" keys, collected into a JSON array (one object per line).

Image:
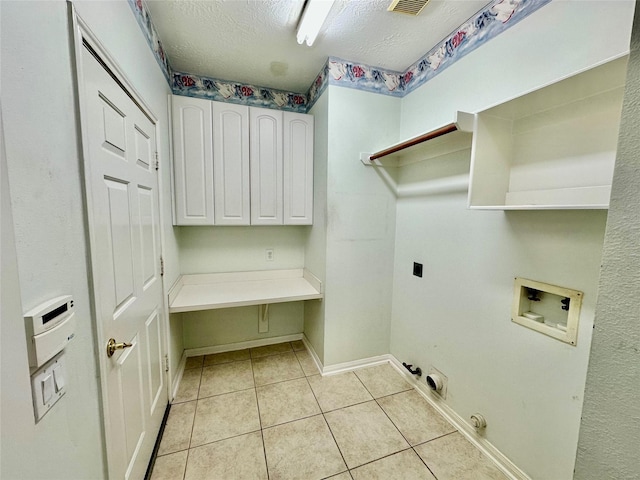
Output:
[{"xmin": 425, "ymin": 367, "xmax": 447, "ymax": 399}]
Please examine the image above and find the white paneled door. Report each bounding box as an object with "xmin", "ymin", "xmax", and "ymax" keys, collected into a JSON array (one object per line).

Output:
[{"xmin": 80, "ymin": 44, "xmax": 167, "ymax": 479}]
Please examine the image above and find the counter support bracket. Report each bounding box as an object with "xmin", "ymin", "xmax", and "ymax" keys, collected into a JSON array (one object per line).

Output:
[{"xmin": 258, "ymin": 304, "xmax": 269, "ymax": 333}]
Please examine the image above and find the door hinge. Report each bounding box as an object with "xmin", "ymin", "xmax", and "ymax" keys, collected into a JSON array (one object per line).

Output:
[
  {"xmin": 154, "ymin": 152, "xmax": 159, "ymax": 171},
  {"xmin": 164, "ymin": 354, "xmax": 169, "ymax": 372},
  {"xmin": 160, "ymin": 255, "xmax": 164, "ymax": 277}
]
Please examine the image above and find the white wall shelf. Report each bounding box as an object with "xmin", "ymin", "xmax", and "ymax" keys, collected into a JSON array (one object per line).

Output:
[
  {"xmin": 361, "ymin": 111, "xmax": 474, "ymax": 167},
  {"xmin": 468, "ymin": 56, "xmax": 628, "ymax": 210},
  {"xmin": 168, "ymin": 269, "xmax": 323, "ymax": 313}
]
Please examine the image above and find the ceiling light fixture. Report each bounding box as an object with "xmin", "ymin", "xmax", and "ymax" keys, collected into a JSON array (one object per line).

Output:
[{"xmin": 296, "ymin": 0, "xmax": 335, "ymax": 47}]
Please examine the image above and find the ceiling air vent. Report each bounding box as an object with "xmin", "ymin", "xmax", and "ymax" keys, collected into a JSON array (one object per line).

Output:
[{"xmin": 387, "ymin": 0, "xmax": 430, "ymax": 16}]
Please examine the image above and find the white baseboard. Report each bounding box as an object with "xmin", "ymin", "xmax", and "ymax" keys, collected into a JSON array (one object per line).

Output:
[
  {"xmin": 183, "ymin": 333, "xmax": 304, "ymax": 358},
  {"xmin": 322, "ymin": 354, "xmax": 393, "ymax": 376},
  {"xmin": 387, "ymin": 356, "xmax": 531, "ymax": 480},
  {"xmin": 301, "ymin": 335, "xmax": 324, "ymax": 373},
  {"xmin": 170, "ymin": 351, "xmax": 187, "ymax": 401},
  {"xmin": 300, "ymin": 336, "xmax": 392, "ymax": 377}
]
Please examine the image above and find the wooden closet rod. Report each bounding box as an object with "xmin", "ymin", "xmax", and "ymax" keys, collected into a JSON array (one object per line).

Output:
[{"xmin": 369, "ymin": 123, "xmax": 458, "ymax": 161}]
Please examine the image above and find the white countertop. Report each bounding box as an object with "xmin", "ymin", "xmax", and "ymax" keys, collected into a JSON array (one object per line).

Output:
[{"xmin": 168, "ymin": 269, "xmax": 323, "ymax": 313}]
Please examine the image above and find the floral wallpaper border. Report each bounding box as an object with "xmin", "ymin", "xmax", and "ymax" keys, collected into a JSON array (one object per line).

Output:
[
  {"xmin": 306, "ymin": 60, "xmax": 330, "ymax": 111},
  {"xmin": 129, "ymin": 0, "xmax": 552, "ymax": 113},
  {"xmin": 127, "ymin": 0, "xmax": 172, "ymax": 83},
  {"xmin": 172, "ymin": 72, "xmax": 308, "ymax": 113},
  {"xmin": 128, "ymin": 0, "xmax": 309, "ymax": 112},
  {"xmin": 403, "ymin": 0, "xmax": 552, "ymax": 95},
  {"xmin": 306, "ymin": 0, "xmax": 551, "ymax": 109}
]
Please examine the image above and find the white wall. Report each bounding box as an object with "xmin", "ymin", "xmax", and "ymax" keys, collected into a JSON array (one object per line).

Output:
[
  {"xmin": 304, "ymin": 91, "xmax": 329, "ymax": 362},
  {"xmin": 2, "ymin": 3, "xmax": 105, "ymax": 477},
  {"xmin": 575, "ymin": 6, "xmax": 640, "ymax": 479},
  {"xmin": 176, "ymin": 225, "xmax": 307, "ymax": 348},
  {"xmin": 181, "ymin": 302, "xmax": 304, "ymax": 350},
  {"xmin": 322, "ymin": 87, "xmax": 400, "ymax": 366},
  {"xmin": 400, "ymin": 1, "xmax": 635, "ymax": 139},
  {"xmin": 390, "ymin": 2, "xmax": 634, "ymax": 479},
  {"xmin": 1, "ymin": 102, "xmax": 63, "ymax": 478},
  {"xmin": 0, "ymin": 1, "xmax": 177, "ymax": 478},
  {"xmin": 178, "ymin": 226, "xmax": 306, "ymax": 274}
]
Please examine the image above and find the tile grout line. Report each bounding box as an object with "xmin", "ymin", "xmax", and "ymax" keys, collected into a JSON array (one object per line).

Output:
[
  {"xmin": 324, "ymin": 398, "xmax": 373, "ymax": 414},
  {"xmin": 256, "ymin": 341, "xmax": 295, "ymax": 479},
  {"xmin": 349, "ymin": 445, "xmax": 417, "ymax": 474},
  {"xmin": 412, "ymin": 443, "xmax": 439, "ymax": 480},
  {"xmin": 187, "ymin": 367, "xmax": 202, "ymax": 451},
  {"xmin": 260, "ymin": 421, "xmax": 271, "ymax": 480},
  {"xmin": 373, "ymin": 394, "xmax": 412, "ymax": 448},
  {"xmin": 302, "ymin": 365, "xmax": 350, "ymax": 477},
  {"xmin": 367, "ymin": 371, "xmax": 452, "ymax": 479},
  {"xmin": 251, "ymin": 358, "xmax": 272, "ymax": 480},
  {"xmin": 410, "ymin": 430, "xmax": 459, "ymax": 480},
  {"xmin": 197, "ymin": 359, "xmax": 257, "ymax": 400},
  {"xmin": 181, "ymin": 366, "xmax": 202, "ymax": 480},
  {"xmin": 184, "ymin": 427, "xmax": 264, "ymax": 452},
  {"xmin": 347, "ymin": 365, "xmax": 434, "ymax": 475},
  {"xmin": 261, "ymin": 412, "xmax": 326, "ymax": 432},
  {"xmin": 181, "ymin": 446, "xmax": 190, "ymax": 480}
]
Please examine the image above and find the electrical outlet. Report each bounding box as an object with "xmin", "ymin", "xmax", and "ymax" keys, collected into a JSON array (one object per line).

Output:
[
  {"xmin": 413, "ymin": 262, "xmax": 423, "ymax": 277},
  {"xmin": 265, "ymin": 248, "xmax": 274, "ymax": 262}
]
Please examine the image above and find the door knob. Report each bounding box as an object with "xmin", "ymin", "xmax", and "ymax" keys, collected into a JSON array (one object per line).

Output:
[{"xmin": 106, "ymin": 338, "xmax": 133, "ymax": 358}]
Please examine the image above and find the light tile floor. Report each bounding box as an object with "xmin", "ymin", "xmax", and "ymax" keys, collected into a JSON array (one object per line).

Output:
[{"xmin": 151, "ymin": 342, "xmax": 508, "ymax": 480}]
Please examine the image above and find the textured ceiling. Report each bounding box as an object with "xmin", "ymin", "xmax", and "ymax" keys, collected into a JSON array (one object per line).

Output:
[{"xmin": 146, "ymin": 0, "xmax": 490, "ymax": 93}]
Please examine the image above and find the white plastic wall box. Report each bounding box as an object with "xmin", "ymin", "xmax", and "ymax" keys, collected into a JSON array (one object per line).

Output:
[
  {"xmin": 24, "ymin": 295, "xmax": 75, "ymax": 368},
  {"xmin": 31, "ymin": 351, "xmax": 67, "ymax": 422},
  {"xmin": 511, "ymin": 277, "xmax": 583, "ymax": 345}
]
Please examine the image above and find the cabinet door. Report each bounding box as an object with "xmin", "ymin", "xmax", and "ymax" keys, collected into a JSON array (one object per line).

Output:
[
  {"xmin": 283, "ymin": 112, "xmax": 314, "ymax": 225},
  {"xmin": 212, "ymin": 101, "xmax": 250, "ymax": 225},
  {"xmin": 171, "ymin": 95, "xmax": 214, "ymax": 225},
  {"xmin": 250, "ymin": 107, "xmax": 283, "ymax": 225}
]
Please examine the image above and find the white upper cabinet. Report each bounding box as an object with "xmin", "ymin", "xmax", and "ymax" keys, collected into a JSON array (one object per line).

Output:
[
  {"xmin": 284, "ymin": 112, "xmax": 314, "ymax": 225},
  {"xmin": 171, "ymin": 95, "xmax": 214, "ymax": 225},
  {"xmin": 171, "ymin": 95, "xmax": 314, "ymax": 226},
  {"xmin": 212, "ymin": 102, "xmax": 250, "ymax": 225},
  {"xmin": 250, "ymin": 107, "xmax": 283, "ymax": 225}
]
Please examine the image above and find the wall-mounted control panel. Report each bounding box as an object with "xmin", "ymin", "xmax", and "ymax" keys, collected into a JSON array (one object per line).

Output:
[
  {"xmin": 512, "ymin": 278, "xmax": 583, "ymax": 345},
  {"xmin": 24, "ymin": 295, "xmax": 75, "ymax": 368},
  {"xmin": 31, "ymin": 351, "xmax": 67, "ymax": 422}
]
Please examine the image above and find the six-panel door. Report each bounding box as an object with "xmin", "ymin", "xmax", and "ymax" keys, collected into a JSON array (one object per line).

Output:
[{"xmin": 82, "ymin": 46, "xmax": 167, "ymax": 480}]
